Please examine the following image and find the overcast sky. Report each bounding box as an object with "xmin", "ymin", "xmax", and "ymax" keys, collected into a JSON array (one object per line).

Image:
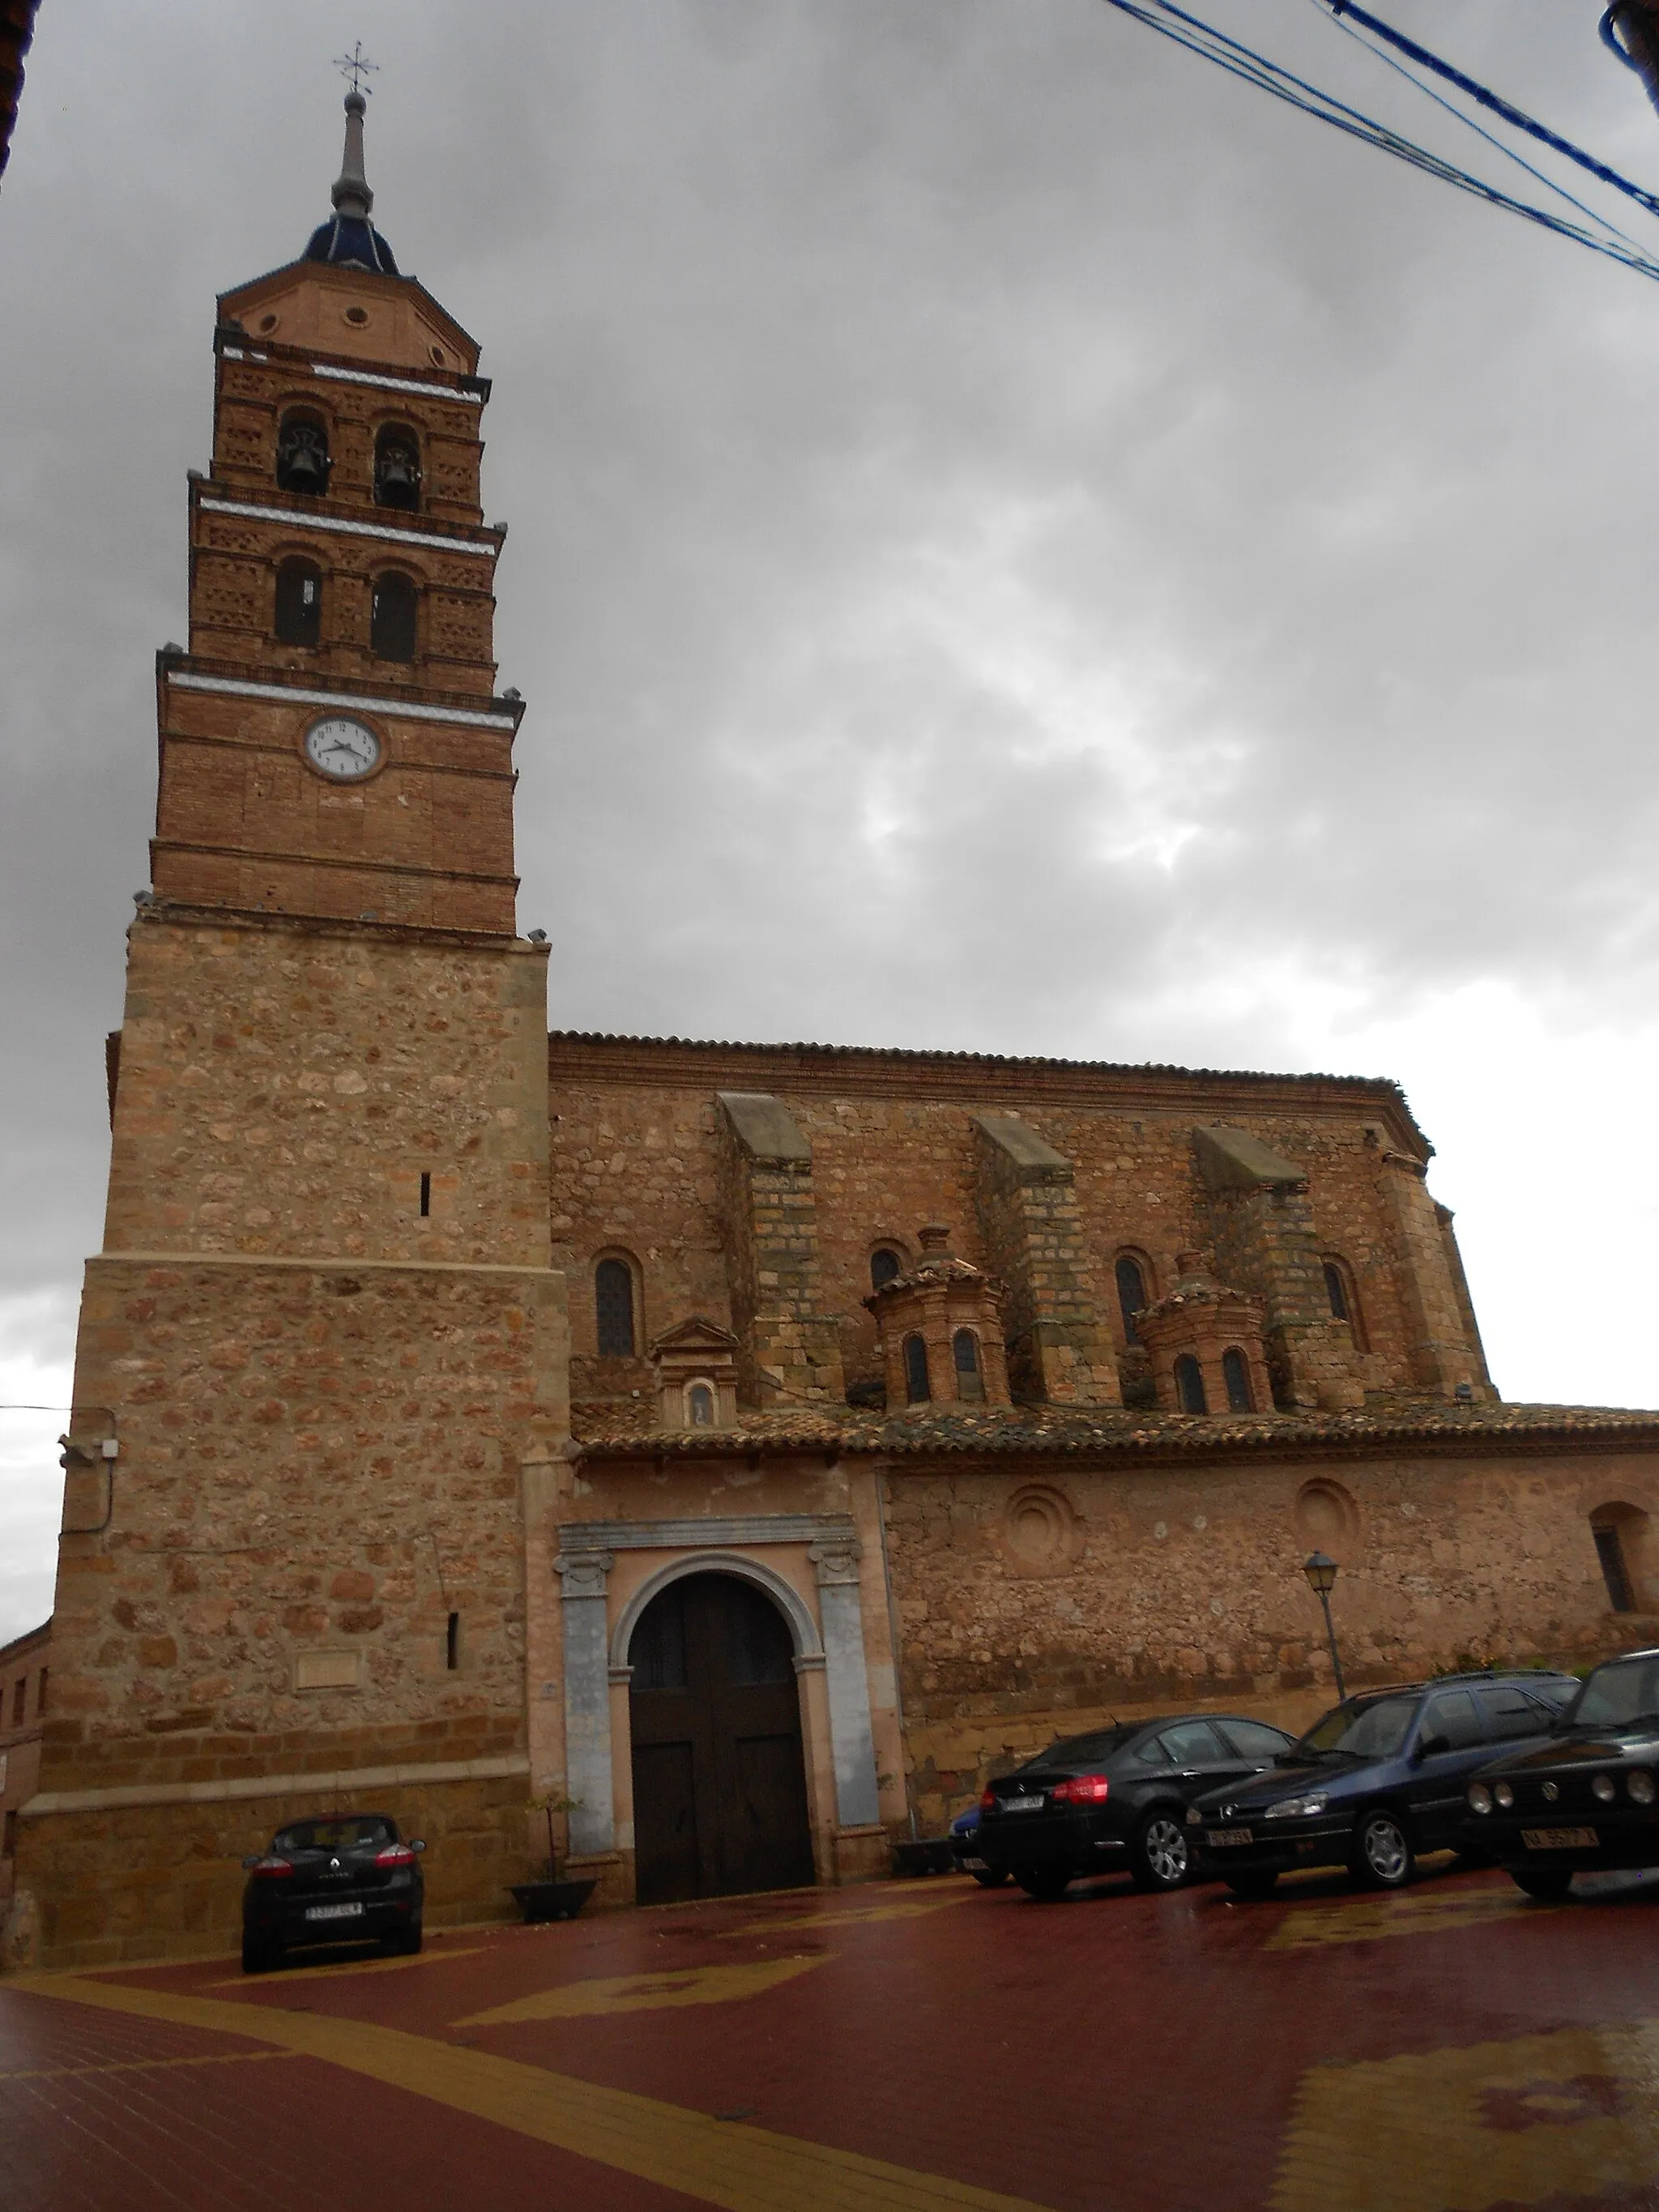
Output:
[{"xmin": 4, "ymin": 2, "xmax": 1659, "ymax": 1642}]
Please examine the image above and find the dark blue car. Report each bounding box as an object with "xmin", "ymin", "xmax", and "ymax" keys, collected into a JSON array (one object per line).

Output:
[
  {"xmin": 1188, "ymin": 1671, "xmax": 1579, "ymax": 1894},
  {"xmin": 949, "ymin": 1803, "xmax": 1009, "ymax": 1887}
]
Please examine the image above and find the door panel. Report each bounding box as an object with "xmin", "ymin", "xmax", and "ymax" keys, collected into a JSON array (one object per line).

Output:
[
  {"xmin": 1408, "ymin": 1689, "xmax": 1490, "ymax": 1843},
  {"xmin": 629, "ymin": 1574, "xmax": 815, "ymax": 1905}
]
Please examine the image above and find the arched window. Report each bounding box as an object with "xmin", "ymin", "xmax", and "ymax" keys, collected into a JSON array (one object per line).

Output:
[
  {"xmin": 275, "ymin": 411, "xmax": 331, "ymax": 495},
  {"xmin": 595, "ymin": 1257, "xmax": 636, "ymax": 1358},
  {"xmin": 903, "ymin": 1335, "xmax": 931, "ymax": 1404},
  {"xmin": 870, "ymin": 1247, "xmax": 903, "ymax": 1291},
  {"xmin": 273, "ymin": 557, "xmax": 322, "ymax": 646},
  {"xmin": 374, "ymin": 424, "xmax": 421, "ymax": 512},
  {"xmin": 1590, "ymin": 1504, "xmax": 1649, "ymax": 1614},
  {"xmin": 1222, "ymin": 1347, "xmax": 1254, "ymax": 1413},
  {"xmin": 370, "ymin": 571, "xmax": 418, "ymax": 663},
  {"xmin": 687, "ymin": 1383, "xmax": 714, "ymax": 1427},
  {"xmin": 1323, "ymin": 1262, "xmax": 1350, "ymax": 1323},
  {"xmin": 953, "ymin": 1328, "xmax": 984, "ymax": 1403},
  {"xmin": 1115, "ymin": 1254, "xmax": 1149, "ymax": 1344},
  {"xmin": 1174, "ymin": 1353, "xmax": 1208, "ymax": 1415},
  {"xmin": 1322, "ymin": 1255, "xmax": 1367, "ymax": 1349}
]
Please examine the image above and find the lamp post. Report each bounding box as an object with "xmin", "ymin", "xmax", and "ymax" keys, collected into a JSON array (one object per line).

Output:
[{"xmin": 1303, "ymin": 1549, "xmax": 1346, "ymax": 1700}]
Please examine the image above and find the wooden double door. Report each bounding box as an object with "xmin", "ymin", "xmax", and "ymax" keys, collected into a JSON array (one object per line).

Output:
[{"xmin": 629, "ymin": 1572, "xmax": 816, "ymax": 1906}]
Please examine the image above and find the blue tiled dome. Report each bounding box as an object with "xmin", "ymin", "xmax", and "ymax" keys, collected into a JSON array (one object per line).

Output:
[{"xmin": 305, "ymin": 214, "xmax": 399, "ymax": 275}]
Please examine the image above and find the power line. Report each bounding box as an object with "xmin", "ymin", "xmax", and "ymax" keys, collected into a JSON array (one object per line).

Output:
[{"xmin": 1094, "ymin": 0, "xmax": 1659, "ymax": 285}]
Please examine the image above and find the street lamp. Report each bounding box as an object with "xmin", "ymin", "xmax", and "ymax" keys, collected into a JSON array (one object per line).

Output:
[{"xmin": 1303, "ymin": 1549, "xmax": 1346, "ymax": 1699}]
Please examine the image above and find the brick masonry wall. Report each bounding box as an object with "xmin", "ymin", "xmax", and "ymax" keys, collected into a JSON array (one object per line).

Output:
[
  {"xmin": 544, "ymin": 1046, "xmax": 1468, "ymax": 1405},
  {"xmin": 881, "ymin": 1447, "xmax": 1659, "ymax": 1831}
]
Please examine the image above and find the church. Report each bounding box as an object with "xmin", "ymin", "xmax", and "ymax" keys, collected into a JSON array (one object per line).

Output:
[{"xmin": 12, "ymin": 93, "xmax": 1659, "ymax": 1967}]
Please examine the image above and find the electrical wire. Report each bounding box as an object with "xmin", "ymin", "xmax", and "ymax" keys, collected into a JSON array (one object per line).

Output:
[
  {"xmin": 1312, "ymin": 0, "xmax": 1653, "ymax": 258},
  {"xmin": 1094, "ymin": 0, "xmax": 1659, "ymax": 284}
]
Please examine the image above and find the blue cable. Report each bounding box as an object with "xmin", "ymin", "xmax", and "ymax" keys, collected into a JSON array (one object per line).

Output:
[{"xmin": 1095, "ymin": 0, "xmax": 1659, "ymax": 285}]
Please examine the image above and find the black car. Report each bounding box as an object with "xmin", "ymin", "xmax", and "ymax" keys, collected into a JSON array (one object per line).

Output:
[
  {"xmin": 1188, "ymin": 1670, "xmax": 1579, "ymax": 1894},
  {"xmin": 1465, "ymin": 1647, "xmax": 1659, "ymax": 1899},
  {"xmin": 975, "ymin": 1712, "xmax": 1298, "ymax": 1899},
  {"xmin": 241, "ymin": 1812, "xmax": 425, "ymax": 1971}
]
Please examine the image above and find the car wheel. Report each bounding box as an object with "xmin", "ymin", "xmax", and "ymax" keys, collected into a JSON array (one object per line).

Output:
[
  {"xmin": 1224, "ymin": 1870, "xmax": 1279, "ymax": 1899},
  {"xmin": 1351, "ymin": 1810, "xmax": 1414, "ymax": 1890},
  {"xmin": 970, "ymin": 1867, "xmax": 1010, "ymax": 1889},
  {"xmin": 241, "ymin": 1933, "xmax": 280, "ymax": 1974},
  {"xmin": 1510, "ymin": 1867, "xmax": 1575, "ymax": 1902},
  {"xmin": 1129, "ymin": 1809, "xmax": 1190, "ymax": 1892},
  {"xmin": 1013, "ymin": 1865, "xmax": 1073, "ymax": 1902}
]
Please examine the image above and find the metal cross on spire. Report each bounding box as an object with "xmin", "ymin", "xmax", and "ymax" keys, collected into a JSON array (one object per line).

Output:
[{"xmin": 334, "ymin": 42, "xmax": 378, "ymax": 99}]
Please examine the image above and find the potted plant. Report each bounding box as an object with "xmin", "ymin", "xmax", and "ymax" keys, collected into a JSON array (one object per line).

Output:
[{"xmin": 510, "ymin": 1791, "xmax": 595, "ymax": 1922}]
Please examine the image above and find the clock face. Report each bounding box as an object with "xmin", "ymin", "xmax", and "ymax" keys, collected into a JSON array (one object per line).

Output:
[{"xmin": 303, "ymin": 714, "xmax": 382, "ymax": 782}]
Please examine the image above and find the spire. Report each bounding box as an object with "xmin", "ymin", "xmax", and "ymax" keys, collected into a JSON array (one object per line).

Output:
[
  {"xmin": 331, "ymin": 89, "xmax": 373, "ymax": 221},
  {"xmin": 304, "ymin": 54, "xmax": 399, "ymax": 276}
]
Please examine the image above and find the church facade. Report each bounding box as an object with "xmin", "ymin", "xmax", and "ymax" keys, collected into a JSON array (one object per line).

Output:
[{"xmin": 12, "ymin": 100, "xmax": 1659, "ymax": 1967}]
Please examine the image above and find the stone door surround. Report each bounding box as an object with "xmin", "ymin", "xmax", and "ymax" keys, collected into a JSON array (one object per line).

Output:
[{"xmin": 552, "ymin": 1513, "xmax": 882, "ymax": 1861}]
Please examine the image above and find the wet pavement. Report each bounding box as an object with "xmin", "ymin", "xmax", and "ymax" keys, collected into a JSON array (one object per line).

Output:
[{"xmin": 5, "ymin": 1857, "xmax": 1659, "ymax": 2210}]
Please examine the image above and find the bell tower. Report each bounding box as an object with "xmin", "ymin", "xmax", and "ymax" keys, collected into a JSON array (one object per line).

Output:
[{"xmin": 17, "ymin": 87, "xmax": 566, "ymax": 1967}]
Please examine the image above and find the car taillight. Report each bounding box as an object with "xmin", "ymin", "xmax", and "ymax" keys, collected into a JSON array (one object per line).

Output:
[
  {"xmin": 375, "ymin": 1843, "xmax": 417, "ymax": 1866},
  {"xmin": 979, "ymin": 1788, "xmax": 996, "ymax": 1812},
  {"xmin": 250, "ymin": 1856, "xmax": 294, "ymax": 1879},
  {"xmin": 1051, "ymin": 1774, "xmax": 1111, "ymax": 1805}
]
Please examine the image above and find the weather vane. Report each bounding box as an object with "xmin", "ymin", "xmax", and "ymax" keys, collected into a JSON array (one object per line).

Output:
[{"xmin": 334, "ymin": 42, "xmax": 378, "ymax": 98}]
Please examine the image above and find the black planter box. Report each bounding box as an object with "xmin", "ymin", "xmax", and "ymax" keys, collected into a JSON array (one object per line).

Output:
[
  {"xmin": 890, "ymin": 1838, "xmax": 956, "ymax": 1877},
  {"xmin": 510, "ymin": 1878, "xmax": 596, "ymax": 1923}
]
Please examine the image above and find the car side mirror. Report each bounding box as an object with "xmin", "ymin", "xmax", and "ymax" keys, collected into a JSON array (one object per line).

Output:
[
  {"xmin": 1416, "ymin": 1733, "xmax": 1451, "ymax": 1762},
  {"xmin": 241, "ymin": 1855, "xmax": 260, "ymax": 1869},
  {"xmin": 412, "ymin": 1839, "xmax": 426, "ymax": 1852}
]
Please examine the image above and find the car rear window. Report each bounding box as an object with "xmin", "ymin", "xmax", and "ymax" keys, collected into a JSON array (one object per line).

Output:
[
  {"xmin": 1220, "ymin": 1720, "xmax": 1294, "ymax": 1759},
  {"xmin": 1294, "ymin": 1694, "xmax": 1418, "ymax": 1759},
  {"xmin": 1572, "ymin": 1656, "xmax": 1659, "ymax": 1730},
  {"xmin": 271, "ymin": 1817, "xmax": 394, "ymax": 1852},
  {"xmin": 1034, "ymin": 1725, "xmax": 1139, "ymax": 1767},
  {"xmin": 1478, "ymin": 1685, "xmax": 1557, "ymax": 1741}
]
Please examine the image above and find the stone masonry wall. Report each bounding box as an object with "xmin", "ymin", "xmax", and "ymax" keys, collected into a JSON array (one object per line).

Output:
[
  {"xmin": 544, "ymin": 1042, "xmax": 1456, "ymax": 1404},
  {"xmin": 107, "ymin": 920, "xmax": 549, "ymax": 1266},
  {"xmin": 881, "ymin": 1446, "xmax": 1659, "ymax": 1833}
]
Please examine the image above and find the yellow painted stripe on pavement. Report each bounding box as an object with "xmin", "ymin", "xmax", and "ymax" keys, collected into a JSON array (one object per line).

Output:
[
  {"xmin": 207, "ymin": 1944, "xmax": 486, "ymax": 1989},
  {"xmin": 12, "ymin": 1973, "xmax": 1051, "ymax": 2212}
]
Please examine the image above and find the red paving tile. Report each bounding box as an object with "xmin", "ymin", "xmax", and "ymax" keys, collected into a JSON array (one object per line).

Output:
[{"xmin": 6, "ymin": 1864, "xmax": 1659, "ymax": 2210}]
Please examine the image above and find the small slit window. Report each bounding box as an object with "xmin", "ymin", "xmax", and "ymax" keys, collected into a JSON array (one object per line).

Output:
[
  {"xmin": 595, "ymin": 1258, "xmax": 636, "ymax": 1357},
  {"xmin": 371, "ymin": 571, "xmax": 418, "ymax": 663},
  {"xmin": 1222, "ymin": 1347, "xmax": 1254, "ymax": 1413},
  {"xmin": 688, "ymin": 1383, "xmax": 714, "ymax": 1427},
  {"xmin": 1175, "ymin": 1353, "xmax": 1208, "ymax": 1415},
  {"xmin": 275, "ymin": 411, "xmax": 331, "ymax": 495},
  {"xmin": 274, "ymin": 557, "xmax": 322, "ymax": 646},
  {"xmin": 1115, "ymin": 1255, "xmax": 1149, "ymax": 1344},
  {"xmin": 374, "ymin": 424, "xmax": 422, "ymax": 512},
  {"xmin": 870, "ymin": 1247, "xmax": 903, "ymax": 1290},
  {"xmin": 1324, "ymin": 1262, "xmax": 1350, "ymax": 1323},
  {"xmin": 446, "ymin": 1612, "xmax": 460, "ymax": 1671},
  {"xmin": 903, "ymin": 1334, "xmax": 931, "ymax": 1404},
  {"xmin": 419, "ymin": 1172, "xmax": 431, "ymax": 1218}
]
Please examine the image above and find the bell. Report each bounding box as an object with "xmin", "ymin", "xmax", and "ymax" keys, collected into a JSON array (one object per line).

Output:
[
  {"xmin": 277, "ymin": 424, "xmax": 330, "ymax": 494},
  {"xmin": 375, "ymin": 441, "xmax": 420, "ymax": 509}
]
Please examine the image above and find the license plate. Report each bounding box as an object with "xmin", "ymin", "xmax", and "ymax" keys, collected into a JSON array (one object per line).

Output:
[
  {"xmin": 1000, "ymin": 1797, "xmax": 1047, "ymax": 1814},
  {"xmin": 305, "ymin": 1900, "xmax": 365, "ymax": 1921},
  {"xmin": 1206, "ymin": 1828, "xmax": 1252, "ymax": 1848},
  {"xmin": 1521, "ymin": 1827, "xmax": 1597, "ymax": 1851},
  {"xmin": 960, "ymin": 1856, "xmax": 990, "ymax": 1871}
]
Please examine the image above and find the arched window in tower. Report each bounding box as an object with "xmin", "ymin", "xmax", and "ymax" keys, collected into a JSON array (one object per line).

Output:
[
  {"xmin": 1222, "ymin": 1347, "xmax": 1254, "ymax": 1413},
  {"xmin": 275, "ymin": 411, "xmax": 331, "ymax": 495},
  {"xmin": 370, "ymin": 571, "xmax": 418, "ymax": 663},
  {"xmin": 1115, "ymin": 1254, "xmax": 1149, "ymax": 1344},
  {"xmin": 870, "ymin": 1247, "xmax": 903, "ymax": 1291},
  {"xmin": 1323, "ymin": 1262, "xmax": 1350, "ymax": 1323},
  {"xmin": 953, "ymin": 1328, "xmax": 984, "ymax": 1403},
  {"xmin": 595, "ymin": 1257, "xmax": 636, "ymax": 1358},
  {"xmin": 273, "ymin": 557, "xmax": 322, "ymax": 647},
  {"xmin": 1174, "ymin": 1353, "xmax": 1208, "ymax": 1415},
  {"xmin": 903, "ymin": 1334, "xmax": 931, "ymax": 1404},
  {"xmin": 373, "ymin": 424, "xmax": 421, "ymax": 512}
]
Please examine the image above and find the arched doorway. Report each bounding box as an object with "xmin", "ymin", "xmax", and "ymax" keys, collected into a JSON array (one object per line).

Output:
[{"xmin": 628, "ymin": 1571, "xmax": 816, "ymax": 1906}]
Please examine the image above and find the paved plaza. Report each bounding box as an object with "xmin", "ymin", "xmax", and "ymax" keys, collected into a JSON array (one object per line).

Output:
[{"xmin": 6, "ymin": 1861, "xmax": 1659, "ymax": 2210}]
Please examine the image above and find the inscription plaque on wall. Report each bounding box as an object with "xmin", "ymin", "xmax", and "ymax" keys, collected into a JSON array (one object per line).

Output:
[{"xmin": 295, "ymin": 1650, "xmax": 360, "ymax": 1692}]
